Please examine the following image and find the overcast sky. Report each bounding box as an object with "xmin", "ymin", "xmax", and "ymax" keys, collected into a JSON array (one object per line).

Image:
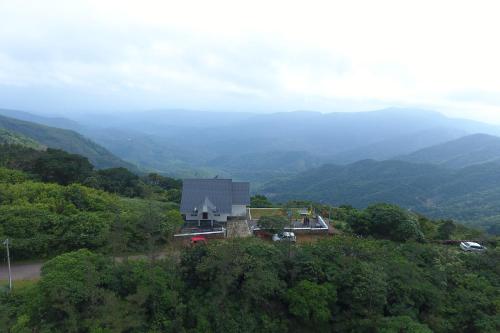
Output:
[{"xmin": 1, "ymin": 0, "xmax": 500, "ymax": 122}]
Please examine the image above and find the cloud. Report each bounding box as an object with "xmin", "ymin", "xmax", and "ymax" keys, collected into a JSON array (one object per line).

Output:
[{"xmin": 1, "ymin": 0, "xmax": 500, "ymax": 122}]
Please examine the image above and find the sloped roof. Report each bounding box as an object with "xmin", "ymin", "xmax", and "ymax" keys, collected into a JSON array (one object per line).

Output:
[
  {"xmin": 232, "ymin": 182, "xmax": 251, "ymax": 205},
  {"xmin": 180, "ymin": 179, "xmax": 250, "ymax": 214}
]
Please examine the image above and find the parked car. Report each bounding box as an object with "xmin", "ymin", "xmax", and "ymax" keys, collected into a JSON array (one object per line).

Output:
[
  {"xmin": 190, "ymin": 236, "xmax": 207, "ymax": 245},
  {"xmin": 460, "ymin": 241, "xmax": 486, "ymax": 252},
  {"xmin": 272, "ymin": 232, "xmax": 296, "ymax": 242}
]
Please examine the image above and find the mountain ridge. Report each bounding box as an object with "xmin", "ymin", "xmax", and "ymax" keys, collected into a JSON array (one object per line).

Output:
[
  {"xmin": 0, "ymin": 114, "xmax": 137, "ymax": 171},
  {"xmin": 398, "ymin": 133, "xmax": 500, "ymax": 168}
]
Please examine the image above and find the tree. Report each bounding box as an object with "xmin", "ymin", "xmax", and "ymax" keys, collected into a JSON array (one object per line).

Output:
[
  {"xmin": 437, "ymin": 220, "xmax": 456, "ymax": 239},
  {"xmin": 142, "ymin": 173, "xmax": 182, "ymax": 190},
  {"xmin": 379, "ymin": 316, "xmax": 432, "ymax": 333},
  {"xmin": 32, "ymin": 148, "xmax": 94, "ymax": 185},
  {"xmin": 348, "ymin": 204, "xmax": 425, "ymax": 242},
  {"xmin": 95, "ymin": 167, "xmax": 143, "ymax": 197},
  {"xmin": 34, "ymin": 250, "xmax": 108, "ymax": 332},
  {"xmin": 0, "ymin": 167, "xmax": 28, "ymax": 184},
  {"xmin": 163, "ymin": 209, "xmax": 184, "ymax": 238},
  {"xmin": 258, "ymin": 216, "xmax": 289, "ymax": 234},
  {"xmin": 286, "ymin": 280, "xmax": 336, "ymax": 326},
  {"xmin": 251, "ymin": 195, "xmax": 273, "ymax": 208}
]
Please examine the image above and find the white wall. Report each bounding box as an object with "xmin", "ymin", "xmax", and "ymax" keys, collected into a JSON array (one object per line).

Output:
[{"xmin": 231, "ymin": 205, "xmax": 247, "ymax": 217}]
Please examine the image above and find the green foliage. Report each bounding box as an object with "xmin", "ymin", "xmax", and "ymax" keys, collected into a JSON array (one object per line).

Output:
[
  {"xmin": 142, "ymin": 173, "xmax": 182, "ymax": 191},
  {"xmin": 112, "ymin": 198, "xmax": 181, "ymax": 254},
  {"xmin": 2, "ymin": 237, "xmax": 498, "ymax": 332},
  {"xmin": 437, "ymin": 220, "xmax": 456, "ymax": 239},
  {"xmin": 0, "ymin": 144, "xmax": 45, "ymax": 170},
  {"xmin": 33, "ymin": 148, "xmax": 94, "ymax": 185},
  {"xmin": 258, "ymin": 215, "xmax": 289, "ymax": 234},
  {"xmin": 286, "ymin": 280, "xmax": 336, "ymax": 326},
  {"xmin": 0, "ymin": 127, "xmax": 43, "ymax": 149},
  {"xmin": 0, "ymin": 145, "xmax": 182, "ymax": 202},
  {"xmin": 94, "ymin": 167, "xmax": 143, "ymax": 197},
  {"xmin": 0, "ymin": 167, "xmax": 29, "ymax": 184},
  {"xmin": 250, "ymin": 194, "xmax": 274, "ymax": 208},
  {"xmin": 0, "ymin": 173, "xmax": 182, "ymax": 259},
  {"xmin": 378, "ymin": 316, "xmax": 433, "ymax": 333},
  {"xmin": 0, "ymin": 182, "xmax": 116, "ymax": 258},
  {"xmin": 348, "ymin": 203, "xmax": 425, "ymax": 242}
]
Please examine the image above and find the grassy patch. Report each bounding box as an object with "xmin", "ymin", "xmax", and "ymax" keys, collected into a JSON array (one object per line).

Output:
[
  {"xmin": 0, "ymin": 279, "xmax": 38, "ymax": 291},
  {"xmin": 249, "ymin": 208, "xmax": 285, "ymax": 219}
]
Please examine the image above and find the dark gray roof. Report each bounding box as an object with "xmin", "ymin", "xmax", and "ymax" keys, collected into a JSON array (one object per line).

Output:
[
  {"xmin": 232, "ymin": 182, "xmax": 250, "ymax": 205},
  {"xmin": 180, "ymin": 179, "xmax": 250, "ymax": 214}
]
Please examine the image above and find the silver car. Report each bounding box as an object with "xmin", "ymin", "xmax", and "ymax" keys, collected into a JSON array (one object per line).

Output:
[
  {"xmin": 272, "ymin": 232, "xmax": 297, "ymax": 242},
  {"xmin": 460, "ymin": 241, "xmax": 486, "ymax": 252}
]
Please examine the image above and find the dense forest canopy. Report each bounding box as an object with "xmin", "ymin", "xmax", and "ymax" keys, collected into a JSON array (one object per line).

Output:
[{"xmin": 1, "ymin": 237, "xmax": 499, "ymax": 332}]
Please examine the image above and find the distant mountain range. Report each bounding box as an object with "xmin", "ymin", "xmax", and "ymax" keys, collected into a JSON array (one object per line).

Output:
[
  {"xmin": 1, "ymin": 107, "xmax": 500, "ymax": 233},
  {"xmin": 9, "ymin": 107, "xmax": 499, "ymax": 181},
  {"xmin": 0, "ymin": 113, "xmax": 136, "ymax": 170}
]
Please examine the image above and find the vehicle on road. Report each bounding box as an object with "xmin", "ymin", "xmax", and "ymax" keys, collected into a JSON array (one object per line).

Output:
[
  {"xmin": 272, "ymin": 232, "xmax": 296, "ymax": 242},
  {"xmin": 460, "ymin": 241, "xmax": 486, "ymax": 252}
]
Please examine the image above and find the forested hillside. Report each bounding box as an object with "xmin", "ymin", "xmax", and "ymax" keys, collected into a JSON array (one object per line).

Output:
[
  {"xmin": 262, "ymin": 159, "xmax": 500, "ymax": 234},
  {"xmin": 399, "ymin": 133, "xmax": 500, "ymax": 168},
  {"xmin": 0, "ymin": 128, "xmax": 43, "ymax": 149},
  {"xmin": 0, "ymin": 114, "xmax": 136, "ymax": 170}
]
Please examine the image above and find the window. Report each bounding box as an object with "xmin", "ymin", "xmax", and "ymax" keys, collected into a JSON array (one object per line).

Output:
[{"xmin": 202, "ymin": 212, "xmax": 208, "ymax": 219}]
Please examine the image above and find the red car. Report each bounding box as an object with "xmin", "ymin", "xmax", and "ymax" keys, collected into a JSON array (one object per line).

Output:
[{"xmin": 190, "ymin": 236, "xmax": 207, "ymax": 245}]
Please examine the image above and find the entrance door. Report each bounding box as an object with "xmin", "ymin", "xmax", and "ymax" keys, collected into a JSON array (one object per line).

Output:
[{"xmin": 202, "ymin": 212, "xmax": 208, "ymax": 220}]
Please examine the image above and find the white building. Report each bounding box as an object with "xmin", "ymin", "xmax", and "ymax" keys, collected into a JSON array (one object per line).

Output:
[{"xmin": 180, "ymin": 178, "xmax": 250, "ymax": 224}]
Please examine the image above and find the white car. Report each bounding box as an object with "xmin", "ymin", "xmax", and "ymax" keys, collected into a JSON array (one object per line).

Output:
[
  {"xmin": 460, "ymin": 241, "xmax": 486, "ymax": 252},
  {"xmin": 272, "ymin": 232, "xmax": 297, "ymax": 242}
]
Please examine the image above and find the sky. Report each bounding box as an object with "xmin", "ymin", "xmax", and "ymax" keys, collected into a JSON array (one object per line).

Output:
[{"xmin": 1, "ymin": 0, "xmax": 500, "ymax": 122}]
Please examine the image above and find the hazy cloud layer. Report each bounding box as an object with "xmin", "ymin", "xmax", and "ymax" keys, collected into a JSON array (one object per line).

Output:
[{"xmin": 1, "ymin": 0, "xmax": 500, "ymax": 122}]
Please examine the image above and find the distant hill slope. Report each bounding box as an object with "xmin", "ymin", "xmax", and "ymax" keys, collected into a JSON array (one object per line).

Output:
[
  {"xmin": 0, "ymin": 114, "xmax": 137, "ymax": 170},
  {"xmin": 398, "ymin": 134, "xmax": 500, "ymax": 168},
  {"xmin": 261, "ymin": 159, "xmax": 500, "ymax": 234},
  {"xmin": 0, "ymin": 108, "xmax": 81, "ymax": 130},
  {"xmin": 0, "ymin": 128, "xmax": 44, "ymax": 149}
]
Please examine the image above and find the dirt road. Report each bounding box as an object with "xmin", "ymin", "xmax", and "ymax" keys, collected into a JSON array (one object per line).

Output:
[{"xmin": 0, "ymin": 261, "xmax": 43, "ymax": 281}]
